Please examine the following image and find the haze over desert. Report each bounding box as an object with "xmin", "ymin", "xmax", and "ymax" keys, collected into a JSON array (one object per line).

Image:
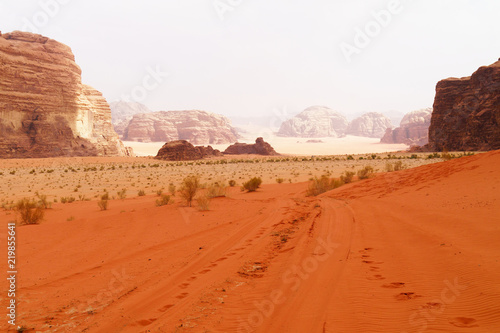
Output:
[{"xmin": 1, "ymin": 1, "xmax": 500, "ymax": 333}]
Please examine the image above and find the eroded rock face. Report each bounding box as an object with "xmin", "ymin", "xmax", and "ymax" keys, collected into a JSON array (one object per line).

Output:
[
  {"xmin": 277, "ymin": 106, "xmax": 348, "ymax": 138},
  {"xmin": 110, "ymin": 101, "xmax": 152, "ymax": 136},
  {"xmin": 123, "ymin": 110, "xmax": 239, "ymax": 144},
  {"xmin": 0, "ymin": 31, "xmax": 131, "ymax": 158},
  {"xmin": 427, "ymin": 60, "xmax": 500, "ymax": 151},
  {"xmin": 223, "ymin": 137, "xmax": 279, "ymax": 155},
  {"xmin": 155, "ymin": 140, "xmax": 222, "ymax": 161},
  {"xmin": 346, "ymin": 112, "xmax": 392, "ymax": 138},
  {"xmin": 380, "ymin": 108, "xmax": 432, "ymax": 146}
]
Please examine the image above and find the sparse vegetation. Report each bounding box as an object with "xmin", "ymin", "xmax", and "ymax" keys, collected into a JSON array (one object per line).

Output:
[
  {"xmin": 97, "ymin": 199, "xmax": 108, "ymax": 211},
  {"xmin": 156, "ymin": 194, "xmax": 171, "ymax": 207},
  {"xmin": 228, "ymin": 180, "xmax": 236, "ymax": 187},
  {"xmin": 357, "ymin": 166, "xmax": 375, "ymax": 180},
  {"xmin": 138, "ymin": 189, "xmax": 146, "ymax": 196},
  {"xmin": 196, "ymin": 195, "xmax": 211, "ymax": 211},
  {"xmin": 276, "ymin": 178, "xmax": 285, "ymax": 184},
  {"xmin": 168, "ymin": 183, "xmax": 176, "ymax": 196},
  {"xmin": 206, "ymin": 181, "xmax": 226, "ymax": 198},
  {"xmin": 117, "ymin": 188, "xmax": 127, "ymax": 199},
  {"xmin": 242, "ymin": 177, "xmax": 262, "ymax": 192},
  {"xmin": 180, "ymin": 175, "xmax": 200, "ymax": 207},
  {"xmin": 306, "ymin": 175, "xmax": 344, "ymax": 196},
  {"xmin": 340, "ymin": 171, "xmax": 355, "ymax": 184},
  {"xmin": 15, "ymin": 198, "xmax": 44, "ymax": 225}
]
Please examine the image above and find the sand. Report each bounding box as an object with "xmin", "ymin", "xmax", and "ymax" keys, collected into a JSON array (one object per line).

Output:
[{"xmin": 1, "ymin": 150, "xmax": 499, "ymax": 332}]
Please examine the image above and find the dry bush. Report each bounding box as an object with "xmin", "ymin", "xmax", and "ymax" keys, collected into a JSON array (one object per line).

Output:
[
  {"xmin": 394, "ymin": 161, "xmax": 406, "ymax": 171},
  {"xmin": 16, "ymin": 198, "xmax": 44, "ymax": 225},
  {"xmin": 180, "ymin": 175, "xmax": 200, "ymax": 206},
  {"xmin": 340, "ymin": 171, "xmax": 355, "ymax": 184},
  {"xmin": 385, "ymin": 162, "xmax": 394, "ymax": 172},
  {"xmin": 36, "ymin": 193, "xmax": 51, "ymax": 209},
  {"xmin": 228, "ymin": 180, "xmax": 236, "ymax": 187},
  {"xmin": 242, "ymin": 177, "xmax": 262, "ymax": 192},
  {"xmin": 138, "ymin": 189, "xmax": 146, "ymax": 196},
  {"xmin": 357, "ymin": 166, "xmax": 375, "ymax": 180},
  {"xmin": 156, "ymin": 194, "xmax": 171, "ymax": 207},
  {"xmin": 276, "ymin": 178, "xmax": 285, "ymax": 184},
  {"xmin": 97, "ymin": 199, "xmax": 108, "ymax": 211},
  {"xmin": 206, "ymin": 181, "xmax": 226, "ymax": 198},
  {"xmin": 168, "ymin": 183, "xmax": 176, "ymax": 196},
  {"xmin": 196, "ymin": 195, "xmax": 211, "ymax": 211},
  {"xmin": 306, "ymin": 175, "xmax": 344, "ymax": 196},
  {"xmin": 117, "ymin": 189, "xmax": 127, "ymax": 199}
]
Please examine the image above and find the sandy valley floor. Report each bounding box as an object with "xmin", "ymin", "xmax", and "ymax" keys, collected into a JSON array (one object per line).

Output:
[{"xmin": 1, "ymin": 150, "xmax": 499, "ymax": 332}]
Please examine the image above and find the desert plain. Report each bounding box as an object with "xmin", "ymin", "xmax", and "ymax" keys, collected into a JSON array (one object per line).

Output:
[{"xmin": 1, "ymin": 148, "xmax": 499, "ymax": 333}]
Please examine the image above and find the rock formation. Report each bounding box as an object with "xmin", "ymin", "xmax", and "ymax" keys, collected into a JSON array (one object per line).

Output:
[
  {"xmin": 155, "ymin": 140, "xmax": 222, "ymax": 161},
  {"xmin": 380, "ymin": 108, "xmax": 432, "ymax": 146},
  {"xmin": 427, "ymin": 59, "xmax": 500, "ymax": 151},
  {"xmin": 277, "ymin": 106, "xmax": 348, "ymax": 137},
  {"xmin": 0, "ymin": 31, "xmax": 131, "ymax": 158},
  {"xmin": 346, "ymin": 112, "xmax": 392, "ymax": 138},
  {"xmin": 110, "ymin": 101, "xmax": 152, "ymax": 136},
  {"xmin": 123, "ymin": 110, "xmax": 239, "ymax": 144},
  {"xmin": 223, "ymin": 137, "xmax": 279, "ymax": 155}
]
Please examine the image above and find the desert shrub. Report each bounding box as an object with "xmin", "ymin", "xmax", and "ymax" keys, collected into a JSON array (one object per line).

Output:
[
  {"xmin": 97, "ymin": 199, "xmax": 108, "ymax": 211},
  {"xmin": 206, "ymin": 181, "xmax": 226, "ymax": 198},
  {"xmin": 196, "ymin": 195, "xmax": 211, "ymax": 211},
  {"xmin": 346, "ymin": 155, "xmax": 354, "ymax": 160},
  {"xmin": 385, "ymin": 162, "xmax": 394, "ymax": 172},
  {"xmin": 242, "ymin": 177, "xmax": 262, "ymax": 192},
  {"xmin": 156, "ymin": 189, "xmax": 163, "ymax": 196},
  {"xmin": 168, "ymin": 183, "xmax": 176, "ymax": 196},
  {"xmin": 138, "ymin": 189, "xmax": 146, "ymax": 196},
  {"xmin": 101, "ymin": 192, "xmax": 110, "ymax": 200},
  {"xmin": 306, "ymin": 175, "xmax": 344, "ymax": 196},
  {"xmin": 357, "ymin": 166, "xmax": 375, "ymax": 180},
  {"xmin": 36, "ymin": 193, "xmax": 51, "ymax": 209},
  {"xmin": 340, "ymin": 171, "xmax": 355, "ymax": 184},
  {"xmin": 16, "ymin": 198, "xmax": 44, "ymax": 225},
  {"xmin": 228, "ymin": 180, "xmax": 236, "ymax": 187},
  {"xmin": 117, "ymin": 189, "xmax": 127, "ymax": 199},
  {"xmin": 180, "ymin": 175, "xmax": 200, "ymax": 206},
  {"xmin": 276, "ymin": 178, "xmax": 285, "ymax": 184},
  {"xmin": 155, "ymin": 194, "xmax": 171, "ymax": 206},
  {"xmin": 394, "ymin": 161, "xmax": 406, "ymax": 171}
]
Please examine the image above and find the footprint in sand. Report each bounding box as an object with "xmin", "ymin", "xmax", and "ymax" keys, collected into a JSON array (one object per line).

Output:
[
  {"xmin": 382, "ymin": 282, "xmax": 405, "ymax": 288},
  {"xmin": 450, "ymin": 317, "xmax": 478, "ymax": 328},
  {"xmin": 199, "ymin": 269, "xmax": 211, "ymax": 274},
  {"xmin": 137, "ymin": 318, "xmax": 157, "ymax": 326},
  {"xmin": 395, "ymin": 292, "xmax": 421, "ymax": 301},
  {"xmin": 187, "ymin": 276, "xmax": 197, "ymax": 281},
  {"xmin": 178, "ymin": 283, "xmax": 189, "ymax": 289},
  {"xmin": 368, "ymin": 274, "xmax": 386, "ymax": 280},
  {"xmin": 158, "ymin": 304, "xmax": 174, "ymax": 312},
  {"xmin": 176, "ymin": 293, "xmax": 189, "ymax": 299}
]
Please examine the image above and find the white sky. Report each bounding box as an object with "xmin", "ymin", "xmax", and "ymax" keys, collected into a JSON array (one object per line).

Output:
[{"xmin": 1, "ymin": 0, "xmax": 499, "ymax": 120}]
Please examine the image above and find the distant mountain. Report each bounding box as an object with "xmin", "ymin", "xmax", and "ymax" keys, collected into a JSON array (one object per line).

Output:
[
  {"xmin": 277, "ymin": 106, "xmax": 348, "ymax": 138},
  {"xmin": 346, "ymin": 112, "xmax": 392, "ymax": 138},
  {"xmin": 123, "ymin": 110, "xmax": 239, "ymax": 145},
  {"xmin": 381, "ymin": 108, "xmax": 432, "ymax": 146},
  {"xmin": 110, "ymin": 101, "xmax": 153, "ymax": 135}
]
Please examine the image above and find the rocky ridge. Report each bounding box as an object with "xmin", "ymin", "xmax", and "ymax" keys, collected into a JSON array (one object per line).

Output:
[
  {"xmin": 155, "ymin": 140, "xmax": 222, "ymax": 161},
  {"xmin": 223, "ymin": 137, "xmax": 279, "ymax": 155},
  {"xmin": 123, "ymin": 110, "xmax": 239, "ymax": 145},
  {"xmin": 0, "ymin": 31, "xmax": 130, "ymax": 158},
  {"xmin": 380, "ymin": 108, "xmax": 432, "ymax": 146},
  {"xmin": 277, "ymin": 106, "xmax": 348, "ymax": 138},
  {"xmin": 346, "ymin": 112, "xmax": 392, "ymax": 138},
  {"xmin": 427, "ymin": 59, "xmax": 500, "ymax": 151}
]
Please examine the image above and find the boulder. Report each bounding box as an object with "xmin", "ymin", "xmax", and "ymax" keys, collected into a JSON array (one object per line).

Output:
[
  {"xmin": 223, "ymin": 137, "xmax": 279, "ymax": 155},
  {"xmin": 155, "ymin": 140, "xmax": 222, "ymax": 161}
]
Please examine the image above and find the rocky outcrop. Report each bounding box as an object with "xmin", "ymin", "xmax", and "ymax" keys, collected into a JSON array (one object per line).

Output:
[
  {"xmin": 381, "ymin": 108, "xmax": 432, "ymax": 146},
  {"xmin": 277, "ymin": 106, "xmax": 348, "ymax": 137},
  {"xmin": 0, "ymin": 31, "xmax": 131, "ymax": 158},
  {"xmin": 427, "ymin": 60, "xmax": 500, "ymax": 151},
  {"xmin": 110, "ymin": 101, "xmax": 152, "ymax": 136},
  {"xmin": 123, "ymin": 110, "xmax": 239, "ymax": 144},
  {"xmin": 223, "ymin": 137, "xmax": 279, "ymax": 155},
  {"xmin": 155, "ymin": 140, "xmax": 222, "ymax": 161},
  {"xmin": 346, "ymin": 112, "xmax": 392, "ymax": 138}
]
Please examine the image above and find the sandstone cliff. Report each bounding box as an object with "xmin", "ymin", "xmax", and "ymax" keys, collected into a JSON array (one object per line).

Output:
[
  {"xmin": 110, "ymin": 101, "xmax": 152, "ymax": 136},
  {"xmin": 277, "ymin": 106, "xmax": 348, "ymax": 138},
  {"xmin": 155, "ymin": 140, "xmax": 222, "ymax": 161},
  {"xmin": 223, "ymin": 137, "xmax": 279, "ymax": 156},
  {"xmin": 380, "ymin": 108, "xmax": 432, "ymax": 146},
  {"xmin": 427, "ymin": 59, "xmax": 500, "ymax": 151},
  {"xmin": 123, "ymin": 110, "xmax": 239, "ymax": 145},
  {"xmin": 0, "ymin": 31, "xmax": 130, "ymax": 158},
  {"xmin": 346, "ymin": 112, "xmax": 392, "ymax": 138}
]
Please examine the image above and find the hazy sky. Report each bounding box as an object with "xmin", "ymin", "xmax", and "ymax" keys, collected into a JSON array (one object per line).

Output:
[{"xmin": 1, "ymin": 0, "xmax": 499, "ymax": 120}]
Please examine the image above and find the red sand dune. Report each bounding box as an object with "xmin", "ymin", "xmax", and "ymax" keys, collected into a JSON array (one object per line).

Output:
[{"xmin": 1, "ymin": 151, "xmax": 499, "ymax": 332}]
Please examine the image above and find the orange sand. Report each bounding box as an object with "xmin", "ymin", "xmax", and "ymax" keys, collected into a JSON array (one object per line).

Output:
[{"xmin": 1, "ymin": 151, "xmax": 499, "ymax": 332}]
